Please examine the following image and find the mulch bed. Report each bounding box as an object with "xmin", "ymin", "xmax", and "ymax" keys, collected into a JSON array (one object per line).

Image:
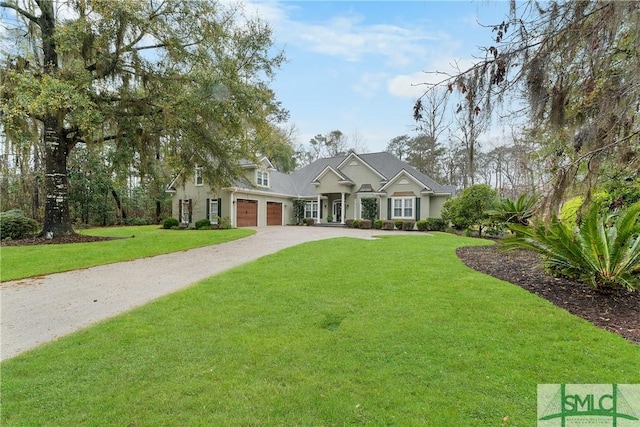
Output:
[
  {"xmin": 0, "ymin": 234, "xmax": 119, "ymax": 246},
  {"xmin": 456, "ymin": 245, "xmax": 640, "ymax": 345}
]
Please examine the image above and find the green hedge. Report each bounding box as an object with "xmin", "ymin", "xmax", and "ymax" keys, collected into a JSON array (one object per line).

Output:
[
  {"xmin": 0, "ymin": 210, "xmax": 40, "ymax": 240},
  {"xmin": 163, "ymin": 217, "xmax": 180, "ymax": 229}
]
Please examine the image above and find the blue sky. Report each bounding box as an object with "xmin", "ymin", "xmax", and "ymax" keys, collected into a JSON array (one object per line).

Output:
[{"xmin": 246, "ymin": 0, "xmax": 513, "ymax": 153}]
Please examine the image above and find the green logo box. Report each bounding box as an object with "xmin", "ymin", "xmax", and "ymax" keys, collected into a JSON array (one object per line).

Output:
[{"xmin": 538, "ymin": 384, "xmax": 640, "ymax": 427}]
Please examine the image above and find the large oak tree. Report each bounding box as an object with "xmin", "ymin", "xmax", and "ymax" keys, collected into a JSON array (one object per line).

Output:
[{"xmin": 1, "ymin": 0, "xmax": 286, "ymax": 236}]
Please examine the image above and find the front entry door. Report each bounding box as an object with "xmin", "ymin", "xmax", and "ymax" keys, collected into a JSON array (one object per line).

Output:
[{"xmin": 332, "ymin": 200, "xmax": 342, "ymax": 223}]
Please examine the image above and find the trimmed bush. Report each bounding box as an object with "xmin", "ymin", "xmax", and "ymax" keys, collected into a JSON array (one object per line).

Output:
[
  {"xmin": 402, "ymin": 220, "xmax": 415, "ymax": 231},
  {"xmin": 359, "ymin": 219, "xmax": 372, "ymax": 229},
  {"xmin": 195, "ymin": 219, "xmax": 211, "ymax": 230},
  {"xmin": 345, "ymin": 219, "xmax": 354, "ymax": 228},
  {"xmin": 163, "ymin": 217, "xmax": 180, "ymax": 229},
  {"xmin": 304, "ymin": 217, "xmax": 315, "ymax": 226},
  {"xmin": 425, "ymin": 218, "xmax": 446, "ymax": 231},
  {"xmin": 352, "ymin": 219, "xmax": 361, "ymax": 229},
  {"xmin": 416, "ymin": 220, "xmax": 428, "ymax": 232},
  {"xmin": 394, "ymin": 219, "xmax": 404, "ymax": 230},
  {"xmin": 373, "ymin": 219, "xmax": 383, "ymax": 229},
  {"xmin": 217, "ymin": 217, "xmax": 232, "ymax": 230},
  {"xmin": 382, "ymin": 220, "xmax": 394, "ymax": 230},
  {"xmin": 0, "ymin": 210, "xmax": 40, "ymax": 240}
]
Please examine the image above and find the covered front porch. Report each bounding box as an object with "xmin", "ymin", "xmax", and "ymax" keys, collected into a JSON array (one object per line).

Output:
[{"xmin": 313, "ymin": 192, "xmax": 349, "ymax": 224}]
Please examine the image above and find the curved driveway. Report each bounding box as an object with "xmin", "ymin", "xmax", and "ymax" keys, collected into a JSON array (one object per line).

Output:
[{"xmin": 1, "ymin": 226, "xmax": 421, "ymax": 361}]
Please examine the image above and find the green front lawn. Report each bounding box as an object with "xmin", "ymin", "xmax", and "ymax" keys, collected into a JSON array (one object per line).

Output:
[
  {"xmin": 0, "ymin": 225, "xmax": 254, "ymax": 281},
  {"xmin": 2, "ymin": 234, "xmax": 638, "ymax": 426}
]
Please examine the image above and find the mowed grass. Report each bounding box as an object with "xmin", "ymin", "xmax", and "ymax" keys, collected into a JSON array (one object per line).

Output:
[
  {"xmin": 2, "ymin": 234, "xmax": 638, "ymax": 426},
  {"xmin": 0, "ymin": 225, "xmax": 254, "ymax": 281}
]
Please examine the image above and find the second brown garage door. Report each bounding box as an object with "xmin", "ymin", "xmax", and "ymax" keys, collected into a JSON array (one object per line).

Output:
[
  {"xmin": 236, "ymin": 199, "xmax": 257, "ymax": 227},
  {"xmin": 266, "ymin": 202, "xmax": 282, "ymax": 226}
]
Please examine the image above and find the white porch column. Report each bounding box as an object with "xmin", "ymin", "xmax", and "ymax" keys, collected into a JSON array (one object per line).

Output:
[
  {"xmin": 341, "ymin": 192, "xmax": 345, "ymax": 224},
  {"xmin": 354, "ymin": 195, "xmax": 359, "ymax": 220},
  {"xmin": 317, "ymin": 194, "xmax": 321, "ymax": 224}
]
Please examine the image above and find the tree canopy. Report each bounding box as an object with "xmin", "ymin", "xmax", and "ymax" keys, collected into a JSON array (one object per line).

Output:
[{"xmin": 1, "ymin": 0, "xmax": 287, "ymax": 236}]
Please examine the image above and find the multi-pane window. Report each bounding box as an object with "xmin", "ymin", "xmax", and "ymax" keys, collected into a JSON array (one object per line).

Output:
[
  {"xmin": 305, "ymin": 201, "xmax": 318, "ymax": 218},
  {"xmin": 209, "ymin": 199, "xmax": 219, "ymax": 224},
  {"xmin": 195, "ymin": 167, "xmax": 203, "ymax": 186},
  {"xmin": 181, "ymin": 200, "xmax": 191, "ymax": 224},
  {"xmin": 392, "ymin": 197, "xmax": 413, "ymax": 219},
  {"xmin": 257, "ymin": 170, "xmax": 269, "ymax": 187}
]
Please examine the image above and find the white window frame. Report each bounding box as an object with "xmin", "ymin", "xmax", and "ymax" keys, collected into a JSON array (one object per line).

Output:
[
  {"xmin": 195, "ymin": 167, "xmax": 203, "ymax": 186},
  {"xmin": 305, "ymin": 201, "xmax": 318, "ymax": 219},
  {"xmin": 209, "ymin": 199, "xmax": 219, "ymax": 225},
  {"xmin": 256, "ymin": 170, "xmax": 269, "ymax": 187},
  {"xmin": 392, "ymin": 197, "xmax": 414, "ymax": 219}
]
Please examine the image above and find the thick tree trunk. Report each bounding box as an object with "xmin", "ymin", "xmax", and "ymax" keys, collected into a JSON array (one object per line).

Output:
[{"xmin": 39, "ymin": 117, "xmax": 74, "ymax": 237}]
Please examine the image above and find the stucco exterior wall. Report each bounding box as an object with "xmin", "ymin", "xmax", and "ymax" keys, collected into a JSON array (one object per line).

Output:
[
  {"xmin": 339, "ymin": 160, "xmax": 383, "ymax": 188},
  {"xmin": 429, "ymin": 196, "xmax": 448, "ymax": 218},
  {"xmin": 315, "ymin": 171, "xmax": 351, "ymax": 195}
]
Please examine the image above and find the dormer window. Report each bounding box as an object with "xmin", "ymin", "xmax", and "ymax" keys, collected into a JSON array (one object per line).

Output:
[
  {"xmin": 257, "ymin": 170, "xmax": 269, "ymax": 187},
  {"xmin": 195, "ymin": 167, "xmax": 203, "ymax": 186}
]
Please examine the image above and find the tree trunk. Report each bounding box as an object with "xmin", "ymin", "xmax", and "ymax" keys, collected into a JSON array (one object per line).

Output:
[
  {"xmin": 39, "ymin": 117, "xmax": 74, "ymax": 237},
  {"xmin": 111, "ymin": 189, "xmax": 127, "ymax": 223}
]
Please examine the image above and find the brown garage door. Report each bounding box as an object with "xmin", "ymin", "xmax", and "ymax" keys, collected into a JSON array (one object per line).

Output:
[
  {"xmin": 266, "ymin": 202, "xmax": 282, "ymax": 226},
  {"xmin": 236, "ymin": 199, "xmax": 257, "ymax": 227}
]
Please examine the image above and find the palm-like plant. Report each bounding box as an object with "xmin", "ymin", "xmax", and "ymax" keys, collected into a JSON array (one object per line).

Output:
[
  {"xmin": 489, "ymin": 194, "xmax": 540, "ymax": 226},
  {"xmin": 503, "ymin": 201, "xmax": 640, "ymax": 291}
]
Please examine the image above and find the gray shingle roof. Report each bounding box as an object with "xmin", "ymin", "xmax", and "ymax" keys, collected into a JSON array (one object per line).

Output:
[
  {"xmin": 227, "ymin": 151, "xmax": 454, "ymax": 198},
  {"xmin": 290, "ymin": 152, "xmax": 453, "ymax": 197}
]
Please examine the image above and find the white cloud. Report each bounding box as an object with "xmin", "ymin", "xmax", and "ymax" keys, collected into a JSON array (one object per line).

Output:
[
  {"xmin": 388, "ymin": 56, "xmax": 477, "ymax": 99},
  {"xmin": 388, "ymin": 72, "xmax": 432, "ymax": 99},
  {"xmin": 245, "ymin": 1, "xmax": 448, "ymax": 68},
  {"xmin": 352, "ymin": 72, "xmax": 388, "ymax": 98}
]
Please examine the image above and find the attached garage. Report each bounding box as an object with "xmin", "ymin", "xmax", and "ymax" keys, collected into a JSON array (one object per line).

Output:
[
  {"xmin": 266, "ymin": 202, "xmax": 283, "ymax": 226},
  {"xmin": 236, "ymin": 199, "xmax": 258, "ymax": 227}
]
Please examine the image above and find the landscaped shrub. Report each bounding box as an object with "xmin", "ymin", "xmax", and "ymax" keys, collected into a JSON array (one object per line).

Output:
[
  {"xmin": 402, "ymin": 220, "xmax": 415, "ymax": 231},
  {"xmin": 359, "ymin": 219, "xmax": 372, "ymax": 229},
  {"xmin": 373, "ymin": 219, "xmax": 382, "ymax": 229},
  {"xmin": 195, "ymin": 219, "xmax": 211, "ymax": 230},
  {"xmin": 352, "ymin": 219, "xmax": 361, "ymax": 229},
  {"xmin": 425, "ymin": 218, "xmax": 446, "ymax": 231},
  {"xmin": 304, "ymin": 217, "xmax": 315, "ymax": 226},
  {"xmin": 382, "ymin": 220, "xmax": 394, "ymax": 230},
  {"xmin": 441, "ymin": 184, "xmax": 499, "ymax": 236},
  {"xmin": 0, "ymin": 210, "xmax": 40, "ymax": 240},
  {"xmin": 394, "ymin": 219, "xmax": 404, "ymax": 230},
  {"xmin": 163, "ymin": 217, "xmax": 180, "ymax": 229},
  {"xmin": 217, "ymin": 217, "xmax": 232, "ymax": 229},
  {"xmin": 345, "ymin": 219, "xmax": 354, "ymax": 228},
  {"xmin": 416, "ymin": 219, "xmax": 428, "ymax": 231},
  {"xmin": 504, "ymin": 201, "xmax": 640, "ymax": 291}
]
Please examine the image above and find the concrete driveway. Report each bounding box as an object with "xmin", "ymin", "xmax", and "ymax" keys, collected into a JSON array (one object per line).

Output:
[{"xmin": 1, "ymin": 226, "xmax": 423, "ymax": 361}]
